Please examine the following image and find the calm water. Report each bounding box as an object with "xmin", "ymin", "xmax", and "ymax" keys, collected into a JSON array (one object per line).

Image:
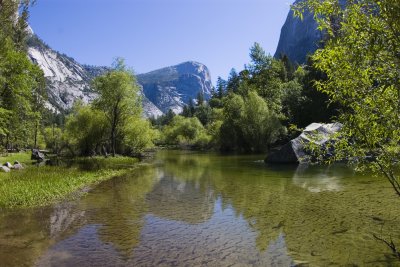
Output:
[{"xmin": 1, "ymin": 150, "xmax": 399, "ymax": 266}]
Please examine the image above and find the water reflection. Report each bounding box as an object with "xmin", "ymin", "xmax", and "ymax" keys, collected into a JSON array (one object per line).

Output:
[
  {"xmin": 147, "ymin": 175, "xmax": 214, "ymax": 224},
  {"xmin": 292, "ymin": 164, "xmax": 347, "ymax": 192},
  {"xmin": 0, "ymin": 151, "xmax": 399, "ymax": 266}
]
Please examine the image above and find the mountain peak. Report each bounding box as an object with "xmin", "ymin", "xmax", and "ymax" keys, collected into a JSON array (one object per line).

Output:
[{"xmin": 137, "ymin": 61, "xmax": 213, "ymax": 114}]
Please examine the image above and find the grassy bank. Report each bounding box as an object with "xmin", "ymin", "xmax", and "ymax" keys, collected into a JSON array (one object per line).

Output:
[{"xmin": 0, "ymin": 153, "xmax": 139, "ymax": 209}]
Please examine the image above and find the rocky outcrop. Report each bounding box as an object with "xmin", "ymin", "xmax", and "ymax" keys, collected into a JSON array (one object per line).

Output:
[
  {"xmin": 266, "ymin": 122, "xmax": 342, "ymax": 164},
  {"xmin": 27, "ymin": 35, "xmax": 211, "ymax": 117},
  {"xmin": 31, "ymin": 149, "xmax": 45, "ymax": 161},
  {"xmin": 274, "ymin": 0, "xmax": 322, "ymax": 64},
  {"xmin": 274, "ymin": 0, "xmax": 346, "ymax": 64},
  {"xmin": 137, "ymin": 61, "xmax": 213, "ymax": 114},
  {"xmin": 27, "ymin": 35, "xmax": 96, "ymax": 111},
  {"xmin": 27, "ymin": 35, "xmax": 164, "ymax": 117}
]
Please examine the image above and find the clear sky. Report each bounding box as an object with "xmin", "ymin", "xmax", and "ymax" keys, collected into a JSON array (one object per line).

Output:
[{"xmin": 28, "ymin": 0, "xmax": 291, "ymax": 84}]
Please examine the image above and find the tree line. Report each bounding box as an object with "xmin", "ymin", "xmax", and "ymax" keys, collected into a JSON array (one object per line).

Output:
[{"xmin": 152, "ymin": 42, "xmax": 337, "ymax": 153}]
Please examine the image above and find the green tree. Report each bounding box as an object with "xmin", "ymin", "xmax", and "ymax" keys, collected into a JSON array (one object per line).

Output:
[
  {"xmin": 123, "ymin": 116, "xmax": 158, "ymax": 154},
  {"xmin": 64, "ymin": 102, "xmax": 108, "ymax": 156},
  {"xmin": 0, "ymin": 0, "xmax": 45, "ymax": 150},
  {"xmin": 219, "ymin": 92, "xmax": 283, "ymax": 153},
  {"xmin": 92, "ymin": 58, "xmax": 141, "ymax": 156},
  {"xmin": 162, "ymin": 115, "xmax": 210, "ymax": 148},
  {"xmin": 0, "ymin": 39, "xmax": 45, "ymax": 149},
  {"xmin": 241, "ymin": 91, "xmax": 282, "ymax": 152},
  {"xmin": 219, "ymin": 93, "xmax": 245, "ymax": 151},
  {"xmin": 294, "ymin": 0, "xmax": 400, "ymax": 257},
  {"xmin": 226, "ymin": 68, "xmax": 240, "ymax": 93},
  {"xmin": 194, "ymin": 103, "xmax": 212, "ymax": 126},
  {"xmin": 196, "ymin": 91, "xmax": 204, "ymax": 106}
]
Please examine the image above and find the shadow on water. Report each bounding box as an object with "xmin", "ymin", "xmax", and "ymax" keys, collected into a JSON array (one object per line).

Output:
[{"xmin": 0, "ymin": 150, "xmax": 399, "ymax": 266}]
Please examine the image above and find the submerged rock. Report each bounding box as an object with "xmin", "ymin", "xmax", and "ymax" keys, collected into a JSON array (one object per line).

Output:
[{"xmin": 266, "ymin": 122, "xmax": 342, "ymax": 164}]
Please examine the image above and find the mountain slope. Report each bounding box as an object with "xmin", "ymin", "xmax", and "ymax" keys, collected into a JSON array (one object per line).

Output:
[
  {"xmin": 27, "ymin": 36, "xmax": 97, "ymax": 111},
  {"xmin": 27, "ymin": 36, "xmax": 211, "ymax": 117},
  {"xmin": 27, "ymin": 35, "xmax": 162, "ymax": 117},
  {"xmin": 137, "ymin": 61, "xmax": 213, "ymax": 114},
  {"xmin": 274, "ymin": 0, "xmax": 322, "ymax": 64},
  {"xmin": 274, "ymin": 0, "xmax": 347, "ymax": 64}
]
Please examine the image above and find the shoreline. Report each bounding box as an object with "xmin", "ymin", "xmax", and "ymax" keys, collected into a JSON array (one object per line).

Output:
[{"xmin": 0, "ymin": 153, "xmax": 141, "ymax": 209}]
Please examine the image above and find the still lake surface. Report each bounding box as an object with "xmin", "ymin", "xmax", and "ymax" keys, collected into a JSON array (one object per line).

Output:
[{"xmin": 1, "ymin": 150, "xmax": 399, "ymax": 266}]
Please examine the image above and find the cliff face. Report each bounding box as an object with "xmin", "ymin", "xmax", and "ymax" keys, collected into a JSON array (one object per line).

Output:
[
  {"xmin": 274, "ymin": 0, "xmax": 347, "ymax": 64},
  {"xmin": 27, "ymin": 36, "xmax": 97, "ymax": 111},
  {"xmin": 27, "ymin": 35, "xmax": 212, "ymax": 117},
  {"xmin": 274, "ymin": 0, "xmax": 322, "ymax": 64},
  {"xmin": 137, "ymin": 61, "xmax": 213, "ymax": 114}
]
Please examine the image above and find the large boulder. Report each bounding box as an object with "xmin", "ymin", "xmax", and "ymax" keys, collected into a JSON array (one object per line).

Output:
[
  {"xmin": 31, "ymin": 149, "xmax": 45, "ymax": 161},
  {"xmin": 3, "ymin": 162, "xmax": 13, "ymax": 168},
  {"xmin": 13, "ymin": 161, "xmax": 24, "ymax": 170},
  {"xmin": 266, "ymin": 122, "xmax": 343, "ymax": 164},
  {"xmin": 0, "ymin": 166, "xmax": 10, "ymax": 173}
]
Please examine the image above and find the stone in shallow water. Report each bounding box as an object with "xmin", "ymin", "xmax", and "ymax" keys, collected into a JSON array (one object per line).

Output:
[{"xmin": 266, "ymin": 122, "xmax": 343, "ymax": 164}]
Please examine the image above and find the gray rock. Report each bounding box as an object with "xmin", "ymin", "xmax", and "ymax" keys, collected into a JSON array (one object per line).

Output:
[
  {"xmin": 27, "ymin": 34, "xmax": 210, "ymax": 118},
  {"xmin": 266, "ymin": 122, "xmax": 342, "ymax": 164},
  {"xmin": 3, "ymin": 162, "xmax": 13, "ymax": 168},
  {"xmin": 31, "ymin": 149, "xmax": 45, "ymax": 161},
  {"xmin": 274, "ymin": 0, "xmax": 347, "ymax": 64},
  {"xmin": 13, "ymin": 163, "xmax": 24, "ymax": 170},
  {"xmin": 0, "ymin": 166, "xmax": 10, "ymax": 173},
  {"xmin": 137, "ymin": 61, "xmax": 213, "ymax": 114}
]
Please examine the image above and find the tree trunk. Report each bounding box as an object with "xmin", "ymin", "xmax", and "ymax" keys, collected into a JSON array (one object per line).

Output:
[{"xmin": 34, "ymin": 121, "xmax": 38, "ymax": 148}]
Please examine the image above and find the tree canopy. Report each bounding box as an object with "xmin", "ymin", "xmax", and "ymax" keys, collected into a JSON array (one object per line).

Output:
[
  {"xmin": 92, "ymin": 58, "xmax": 141, "ymax": 156},
  {"xmin": 294, "ymin": 0, "xmax": 400, "ymax": 196}
]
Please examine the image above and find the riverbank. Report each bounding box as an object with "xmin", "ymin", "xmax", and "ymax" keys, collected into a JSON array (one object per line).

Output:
[{"xmin": 0, "ymin": 152, "xmax": 139, "ymax": 209}]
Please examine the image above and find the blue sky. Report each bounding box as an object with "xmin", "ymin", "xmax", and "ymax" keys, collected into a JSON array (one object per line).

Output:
[{"xmin": 29, "ymin": 0, "xmax": 291, "ymax": 84}]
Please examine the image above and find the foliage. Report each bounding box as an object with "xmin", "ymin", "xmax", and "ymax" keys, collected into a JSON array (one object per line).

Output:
[
  {"xmin": 150, "ymin": 109, "xmax": 175, "ymax": 127},
  {"xmin": 219, "ymin": 92, "xmax": 283, "ymax": 152},
  {"xmin": 294, "ymin": 0, "xmax": 400, "ymax": 258},
  {"xmin": 240, "ymin": 91, "xmax": 283, "ymax": 152},
  {"xmin": 43, "ymin": 126, "xmax": 63, "ymax": 152},
  {"xmin": 161, "ymin": 115, "xmax": 211, "ymax": 148},
  {"xmin": 64, "ymin": 102, "xmax": 108, "ymax": 156},
  {"xmin": 123, "ymin": 116, "xmax": 158, "ymax": 153},
  {"xmin": 294, "ymin": 0, "xmax": 400, "ymax": 191},
  {"xmin": 92, "ymin": 58, "xmax": 141, "ymax": 156},
  {"xmin": 0, "ymin": 0, "xmax": 46, "ymax": 150}
]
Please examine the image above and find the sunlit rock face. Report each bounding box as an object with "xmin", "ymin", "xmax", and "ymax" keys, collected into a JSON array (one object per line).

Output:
[
  {"xmin": 275, "ymin": 0, "xmax": 347, "ymax": 63},
  {"xmin": 27, "ymin": 35, "xmax": 164, "ymax": 117},
  {"xmin": 27, "ymin": 35, "xmax": 212, "ymax": 117},
  {"xmin": 274, "ymin": 0, "xmax": 322, "ymax": 64},
  {"xmin": 137, "ymin": 61, "xmax": 213, "ymax": 114},
  {"xmin": 266, "ymin": 122, "xmax": 342, "ymax": 164},
  {"xmin": 27, "ymin": 36, "xmax": 98, "ymax": 111}
]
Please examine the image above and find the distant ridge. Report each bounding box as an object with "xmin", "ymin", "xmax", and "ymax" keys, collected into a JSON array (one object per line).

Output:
[{"xmin": 27, "ymin": 35, "xmax": 212, "ymax": 117}]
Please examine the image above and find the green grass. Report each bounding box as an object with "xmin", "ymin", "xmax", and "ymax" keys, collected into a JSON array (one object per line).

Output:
[
  {"xmin": 0, "ymin": 151, "xmax": 31, "ymax": 164},
  {"xmin": 0, "ymin": 154, "xmax": 139, "ymax": 209}
]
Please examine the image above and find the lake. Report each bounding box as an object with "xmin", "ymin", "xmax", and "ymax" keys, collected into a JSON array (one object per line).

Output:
[{"xmin": 0, "ymin": 150, "xmax": 399, "ymax": 266}]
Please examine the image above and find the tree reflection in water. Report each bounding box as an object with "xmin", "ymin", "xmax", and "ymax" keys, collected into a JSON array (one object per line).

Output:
[{"xmin": 0, "ymin": 151, "xmax": 399, "ymax": 266}]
